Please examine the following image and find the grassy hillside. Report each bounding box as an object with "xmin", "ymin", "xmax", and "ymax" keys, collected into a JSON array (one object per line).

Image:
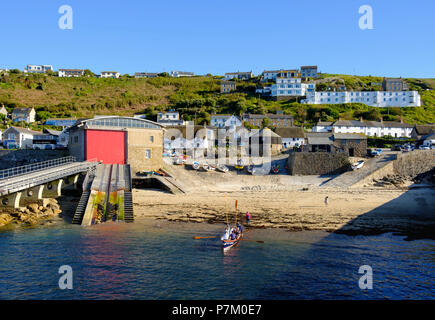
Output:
[{"xmin": 0, "ymin": 71, "xmax": 434, "ymax": 131}]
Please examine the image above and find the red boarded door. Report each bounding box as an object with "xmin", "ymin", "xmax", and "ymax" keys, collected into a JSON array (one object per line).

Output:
[{"xmin": 85, "ymin": 129, "xmax": 126, "ymax": 164}]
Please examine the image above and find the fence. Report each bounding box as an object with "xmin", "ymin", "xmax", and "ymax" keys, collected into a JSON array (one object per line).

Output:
[{"xmin": 0, "ymin": 156, "xmax": 76, "ymax": 180}]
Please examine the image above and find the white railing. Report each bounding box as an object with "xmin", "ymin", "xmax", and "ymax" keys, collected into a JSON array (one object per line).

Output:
[{"xmin": 0, "ymin": 156, "xmax": 76, "ymax": 180}]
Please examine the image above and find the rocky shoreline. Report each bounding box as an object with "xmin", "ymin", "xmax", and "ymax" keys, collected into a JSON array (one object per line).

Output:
[{"xmin": 0, "ymin": 198, "xmax": 63, "ymax": 228}]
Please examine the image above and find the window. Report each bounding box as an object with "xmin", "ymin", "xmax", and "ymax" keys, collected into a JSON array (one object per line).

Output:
[
  {"xmin": 145, "ymin": 149, "xmax": 151, "ymax": 159},
  {"xmin": 150, "ymin": 136, "xmax": 154, "ymax": 143},
  {"xmin": 74, "ymin": 136, "xmax": 79, "ymax": 143}
]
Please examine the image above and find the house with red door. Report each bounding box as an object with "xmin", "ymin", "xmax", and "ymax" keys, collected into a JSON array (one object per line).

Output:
[{"xmin": 67, "ymin": 116, "xmax": 164, "ymax": 175}]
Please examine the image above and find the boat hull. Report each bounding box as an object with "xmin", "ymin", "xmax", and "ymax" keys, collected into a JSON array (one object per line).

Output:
[{"xmin": 222, "ymin": 233, "xmax": 242, "ymax": 251}]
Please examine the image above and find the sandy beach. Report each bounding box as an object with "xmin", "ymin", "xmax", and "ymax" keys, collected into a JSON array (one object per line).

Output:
[{"xmin": 132, "ymin": 186, "xmax": 435, "ymax": 239}]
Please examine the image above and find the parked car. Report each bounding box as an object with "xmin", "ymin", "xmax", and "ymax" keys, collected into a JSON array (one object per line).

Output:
[
  {"xmin": 369, "ymin": 148, "xmax": 383, "ymax": 157},
  {"xmin": 419, "ymin": 145, "xmax": 430, "ymax": 150},
  {"xmin": 391, "ymin": 144, "xmax": 401, "ymax": 151}
]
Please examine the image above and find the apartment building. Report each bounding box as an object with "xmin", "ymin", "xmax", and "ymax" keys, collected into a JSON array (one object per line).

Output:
[
  {"xmin": 220, "ymin": 80, "xmax": 236, "ymax": 93},
  {"xmin": 302, "ymin": 90, "xmax": 421, "ymax": 107}
]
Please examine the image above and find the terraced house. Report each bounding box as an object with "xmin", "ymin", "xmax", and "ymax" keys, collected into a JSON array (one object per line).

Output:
[
  {"xmin": 242, "ymin": 112, "xmax": 294, "ymax": 128},
  {"xmin": 312, "ymin": 119, "xmax": 414, "ymax": 138}
]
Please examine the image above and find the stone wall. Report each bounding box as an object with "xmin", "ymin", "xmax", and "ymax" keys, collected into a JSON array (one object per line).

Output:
[
  {"xmin": 0, "ymin": 150, "xmax": 70, "ymax": 169},
  {"xmin": 393, "ymin": 150, "xmax": 435, "ymax": 176},
  {"xmin": 288, "ymin": 152, "xmax": 350, "ymax": 175}
]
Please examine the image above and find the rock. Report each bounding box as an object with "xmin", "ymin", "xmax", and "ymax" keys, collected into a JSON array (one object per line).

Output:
[
  {"xmin": 27, "ymin": 203, "xmax": 39, "ymax": 214},
  {"xmin": 0, "ymin": 213, "xmax": 13, "ymax": 227}
]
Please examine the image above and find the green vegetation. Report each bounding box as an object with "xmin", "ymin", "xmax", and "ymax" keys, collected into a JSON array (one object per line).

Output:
[
  {"xmin": 0, "ymin": 71, "xmax": 434, "ymax": 132},
  {"xmin": 367, "ymin": 136, "xmax": 415, "ymax": 148}
]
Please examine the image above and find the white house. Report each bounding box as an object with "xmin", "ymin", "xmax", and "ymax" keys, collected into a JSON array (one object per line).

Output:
[
  {"xmin": 302, "ymin": 90, "xmax": 421, "ymax": 107},
  {"xmin": 0, "ymin": 104, "xmax": 8, "ymax": 117},
  {"xmin": 11, "ymin": 107, "xmax": 36, "ymax": 123},
  {"xmin": 275, "ymin": 127, "xmax": 306, "ymax": 149},
  {"xmin": 157, "ymin": 111, "xmax": 184, "ymax": 126},
  {"xmin": 313, "ymin": 119, "xmax": 414, "ymax": 138},
  {"xmin": 134, "ymin": 72, "xmax": 159, "ymax": 78},
  {"xmin": 59, "ymin": 69, "xmax": 85, "ymax": 77},
  {"xmin": 164, "ymin": 125, "xmax": 216, "ymax": 153},
  {"xmin": 261, "ymin": 69, "xmax": 300, "ymax": 82},
  {"xmin": 210, "ymin": 115, "xmax": 242, "ymax": 129},
  {"xmin": 270, "ymin": 78, "xmax": 315, "ymax": 97},
  {"xmin": 224, "ymin": 72, "xmax": 253, "ymax": 80},
  {"xmin": 100, "ymin": 71, "xmax": 120, "ymax": 78},
  {"xmin": 2, "ymin": 127, "xmax": 41, "ymax": 149},
  {"xmin": 25, "ymin": 65, "xmax": 53, "ymax": 73},
  {"xmin": 171, "ymin": 71, "xmax": 194, "ymax": 78}
]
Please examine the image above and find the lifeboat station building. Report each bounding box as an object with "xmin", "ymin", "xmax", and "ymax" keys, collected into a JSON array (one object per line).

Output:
[{"xmin": 68, "ymin": 116, "xmax": 164, "ymax": 174}]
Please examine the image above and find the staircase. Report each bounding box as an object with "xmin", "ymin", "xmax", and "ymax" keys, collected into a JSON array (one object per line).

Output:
[
  {"xmin": 123, "ymin": 191, "xmax": 134, "ymax": 223},
  {"xmin": 72, "ymin": 191, "xmax": 90, "ymax": 224}
]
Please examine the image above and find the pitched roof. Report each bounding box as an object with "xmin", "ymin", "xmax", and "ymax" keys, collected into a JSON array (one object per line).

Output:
[
  {"xmin": 333, "ymin": 133, "xmax": 367, "ymax": 140},
  {"xmin": 243, "ymin": 113, "xmax": 293, "ymax": 119},
  {"xmin": 324, "ymin": 119, "xmax": 413, "ymax": 128},
  {"xmin": 306, "ymin": 132, "xmax": 333, "ymax": 145},
  {"xmin": 5, "ymin": 126, "xmax": 41, "ymax": 135},
  {"xmin": 12, "ymin": 107, "xmax": 33, "ymax": 115},
  {"xmin": 413, "ymin": 125, "xmax": 435, "ymax": 136},
  {"xmin": 300, "ymin": 65, "xmax": 318, "ymax": 69},
  {"xmin": 275, "ymin": 127, "xmax": 305, "ymax": 138}
]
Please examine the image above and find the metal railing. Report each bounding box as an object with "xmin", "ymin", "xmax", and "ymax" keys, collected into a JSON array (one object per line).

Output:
[{"xmin": 0, "ymin": 156, "xmax": 76, "ymax": 180}]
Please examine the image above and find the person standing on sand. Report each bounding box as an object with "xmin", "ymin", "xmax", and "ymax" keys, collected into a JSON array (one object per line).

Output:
[
  {"xmin": 245, "ymin": 211, "xmax": 251, "ymax": 225},
  {"xmin": 324, "ymin": 196, "xmax": 329, "ymax": 206}
]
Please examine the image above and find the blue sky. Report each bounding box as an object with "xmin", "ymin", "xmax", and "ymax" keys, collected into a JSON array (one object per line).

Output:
[{"xmin": 0, "ymin": 0, "xmax": 434, "ymax": 77}]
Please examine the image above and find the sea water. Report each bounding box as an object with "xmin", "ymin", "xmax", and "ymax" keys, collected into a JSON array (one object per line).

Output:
[{"xmin": 0, "ymin": 220, "xmax": 433, "ymax": 299}]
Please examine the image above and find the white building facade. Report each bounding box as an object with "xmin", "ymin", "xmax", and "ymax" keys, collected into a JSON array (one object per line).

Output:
[
  {"xmin": 100, "ymin": 71, "xmax": 120, "ymax": 78},
  {"xmin": 313, "ymin": 120, "xmax": 414, "ymax": 138},
  {"xmin": 25, "ymin": 65, "xmax": 53, "ymax": 73},
  {"xmin": 210, "ymin": 115, "xmax": 242, "ymax": 129},
  {"xmin": 59, "ymin": 69, "xmax": 85, "ymax": 77},
  {"xmin": 270, "ymin": 78, "xmax": 315, "ymax": 97},
  {"xmin": 171, "ymin": 71, "xmax": 194, "ymax": 78},
  {"xmin": 302, "ymin": 90, "xmax": 421, "ymax": 107}
]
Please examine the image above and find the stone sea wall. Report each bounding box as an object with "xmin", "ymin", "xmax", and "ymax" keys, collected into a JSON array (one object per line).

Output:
[{"xmin": 288, "ymin": 152, "xmax": 350, "ymax": 175}]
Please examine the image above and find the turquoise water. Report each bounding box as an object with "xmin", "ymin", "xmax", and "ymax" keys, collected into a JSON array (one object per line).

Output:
[{"xmin": 0, "ymin": 220, "xmax": 434, "ymax": 299}]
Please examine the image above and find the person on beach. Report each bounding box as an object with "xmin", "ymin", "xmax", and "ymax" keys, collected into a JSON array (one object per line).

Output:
[
  {"xmin": 246, "ymin": 212, "xmax": 251, "ymax": 225},
  {"xmin": 324, "ymin": 196, "xmax": 329, "ymax": 206}
]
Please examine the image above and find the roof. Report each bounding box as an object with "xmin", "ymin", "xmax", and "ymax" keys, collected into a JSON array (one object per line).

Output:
[
  {"xmin": 306, "ymin": 132, "xmax": 333, "ymax": 145},
  {"xmin": 101, "ymin": 71, "xmax": 119, "ymax": 73},
  {"xmin": 315, "ymin": 121, "xmax": 333, "ymax": 126},
  {"xmin": 225, "ymin": 72, "xmax": 252, "ymax": 75},
  {"xmin": 275, "ymin": 127, "xmax": 305, "ymax": 138},
  {"xmin": 12, "ymin": 108, "xmax": 33, "ymax": 114},
  {"xmin": 43, "ymin": 128, "xmax": 62, "ymax": 136},
  {"xmin": 69, "ymin": 116, "xmax": 163, "ymax": 131},
  {"xmin": 422, "ymin": 132, "xmax": 435, "ymax": 141},
  {"xmin": 413, "ymin": 125, "xmax": 435, "ymax": 136},
  {"xmin": 4, "ymin": 126, "xmax": 41, "ymax": 135},
  {"xmin": 165, "ymin": 125, "xmax": 215, "ymax": 139},
  {"xmin": 250, "ymin": 128, "xmax": 281, "ymax": 138},
  {"xmin": 59, "ymin": 69, "xmax": 84, "ymax": 72},
  {"xmin": 243, "ymin": 113, "xmax": 293, "ymax": 119},
  {"xmin": 300, "ymin": 65, "xmax": 318, "ymax": 69},
  {"xmin": 333, "ymin": 133, "xmax": 367, "ymax": 140}
]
